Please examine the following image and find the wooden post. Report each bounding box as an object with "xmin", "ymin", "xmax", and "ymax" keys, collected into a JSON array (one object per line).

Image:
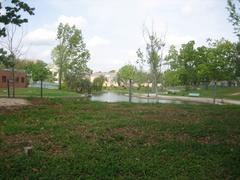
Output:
[{"xmin": 129, "ymin": 79, "xmax": 132, "ymax": 103}]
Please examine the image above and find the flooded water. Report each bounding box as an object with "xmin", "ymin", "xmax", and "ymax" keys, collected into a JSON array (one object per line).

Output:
[{"xmin": 90, "ymin": 92, "xmax": 182, "ymax": 104}]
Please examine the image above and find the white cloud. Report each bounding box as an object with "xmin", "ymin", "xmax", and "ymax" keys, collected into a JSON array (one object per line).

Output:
[
  {"xmin": 181, "ymin": 4, "xmax": 193, "ymax": 16},
  {"xmin": 57, "ymin": 15, "xmax": 87, "ymax": 28},
  {"xmin": 24, "ymin": 15, "xmax": 87, "ymax": 46},
  {"xmin": 166, "ymin": 35, "xmax": 194, "ymax": 45},
  {"xmin": 24, "ymin": 28, "xmax": 56, "ymax": 46},
  {"xmin": 87, "ymin": 36, "xmax": 110, "ymax": 48}
]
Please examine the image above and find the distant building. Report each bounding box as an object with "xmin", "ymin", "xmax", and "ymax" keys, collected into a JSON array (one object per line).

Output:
[
  {"xmin": 90, "ymin": 70, "xmax": 118, "ymax": 87},
  {"xmin": 47, "ymin": 64, "xmax": 59, "ymax": 83},
  {"xmin": 0, "ymin": 69, "xmax": 27, "ymax": 88}
]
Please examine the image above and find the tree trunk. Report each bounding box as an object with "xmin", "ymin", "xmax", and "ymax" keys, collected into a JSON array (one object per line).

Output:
[
  {"xmin": 153, "ymin": 74, "xmax": 158, "ymax": 97},
  {"xmin": 59, "ymin": 65, "xmax": 62, "ymax": 90},
  {"xmin": 12, "ymin": 65, "xmax": 15, "ymax": 98},
  {"xmin": 147, "ymin": 81, "xmax": 150, "ymax": 97},
  {"xmin": 40, "ymin": 80, "xmax": 43, "ymax": 98}
]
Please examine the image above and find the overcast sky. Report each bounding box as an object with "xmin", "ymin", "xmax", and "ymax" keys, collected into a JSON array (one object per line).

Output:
[{"xmin": 11, "ymin": 0, "xmax": 238, "ymax": 72}]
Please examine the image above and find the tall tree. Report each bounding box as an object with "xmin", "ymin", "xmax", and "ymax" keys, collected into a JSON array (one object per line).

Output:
[
  {"xmin": 52, "ymin": 23, "xmax": 90, "ymax": 90},
  {"xmin": 227, "ymin": 0, "xmax": 240, "ymax": 40},
  {"xmin": 137, "ymin": 27, "xmax": 165, "ymax": 95}
]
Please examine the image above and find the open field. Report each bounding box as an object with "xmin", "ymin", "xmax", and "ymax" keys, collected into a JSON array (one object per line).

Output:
[
  {"xmin": 0, "ymin": 88, "xmax": 80, "ymax": 97},
  {"xmin": 0, "ymin": 98, "xmax": 239, "ymax": 179}
]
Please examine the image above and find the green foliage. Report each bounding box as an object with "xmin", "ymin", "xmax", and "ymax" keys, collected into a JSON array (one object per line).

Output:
[
  {"xmin": 134, "ymin": 70, "xmax": 149, "ymax": 88},
  {"xmin": 227, "ymin": 0, "xmax": 240, "ymax": 39},
  {"xmin": 76, "ymin": 78, "xmax": 92, "ymax": 94},
  {"xmin": 14, "ymin": 59, "xmax": 53, "ymax": 83},
  {"xmin": 117, "ymin": 64, "xmax": 137, "ymax": 87},
  {"xmin": 165, "ymin": 39, "xmax": 239, "ymax": 88},
  {"xmin": 92, "ymin": 75, "xmax": 105, "ymax": 91},
  {"xmin": 163, "ymin": 70, "xmax": 180, "ymax": 87},
  {"xmin": 0, "ymin": 0, "xmax": 35, "ymax": 37},
  {"xmin": 52, "ymin": 23, "xmax": 90, "ymax": 90},
  {"xmin": 31, "ymin": 61, "xmax": 50, "ymax": 82}
]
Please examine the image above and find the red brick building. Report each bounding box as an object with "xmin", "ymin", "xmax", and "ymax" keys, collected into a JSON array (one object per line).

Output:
[{"xmin": 0, "ymin": 69, "xmax": 27, "ymax": 88}]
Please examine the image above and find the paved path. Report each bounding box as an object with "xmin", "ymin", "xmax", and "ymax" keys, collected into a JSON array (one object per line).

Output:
[
  {"xmin": 0, "ymin": 98, "xmax": 31, "ymax": 107},
  {"xmin": 132, "ymin": 93, "xmax": 240, "ymax": 105}
]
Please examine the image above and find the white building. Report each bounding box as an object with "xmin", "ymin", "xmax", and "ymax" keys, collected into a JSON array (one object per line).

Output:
[{"xmin": 90, "ymin": 70, "xmax": 118, "ymax": 87}]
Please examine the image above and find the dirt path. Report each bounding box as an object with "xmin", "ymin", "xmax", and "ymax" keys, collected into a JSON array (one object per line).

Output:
[
  {"xmin": 231, "ymin": 92, "xmax": 240, "ymax": 96},
  {"xmin": 0, "ymin": 98, "xmax": 31, "ymax": 107}
]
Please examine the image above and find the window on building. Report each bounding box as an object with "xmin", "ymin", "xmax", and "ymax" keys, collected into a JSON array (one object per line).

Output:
[
  {"xmin": 2, "ymin": 76, "xmax": 7, "ymax": 83},
  {"xmin": 16, "ymin": 77, "xmax": 19, "ymax": 83},
  {"xmin": 21, "ymin": 77, "xmax": 25, "ymax": 83}
]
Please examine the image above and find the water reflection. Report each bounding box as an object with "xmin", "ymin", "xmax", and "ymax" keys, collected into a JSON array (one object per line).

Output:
[{"xmin": 90, "ymin": 92, "xmax": 182, "ymax": 104}]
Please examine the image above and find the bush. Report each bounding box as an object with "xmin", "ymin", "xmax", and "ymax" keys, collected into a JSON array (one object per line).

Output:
[
  {"xmin": 76, "ymin": 79, "xmax": 92, "ymax": 94},
  {"xmin": 92, "ymin": 76, "xmax": 105, "ymax": 91}
]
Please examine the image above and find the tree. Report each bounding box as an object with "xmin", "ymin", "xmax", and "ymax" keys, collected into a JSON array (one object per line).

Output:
[
  {"xmin": 0, "ymin": 0, "xmax": 34, "ymax": 66},
  {"xmin": 92, "ymin": 75, "xmax": 105, "ymax": 91},
  {"xmin": 117, "ymin": 64, "xmax": 137, "ymax": 87},
  {"xmin": 52, "ymin": 23, "xmax": 90, "ymax": 90},
  {"xmin": 77, "ymin": 78, "xmax": 92, "ymax": 94},
  {"xmin": 134, "ymin": 70, "xmax": 149, "ymax": 89},
  {"xmin": 162, "ymin": 70, "xmax": 180, "ymax": 87},
  {"xmin": 227, "ymin": 0, "xmax": 240, "ymax": 40},
  {"xmin": 137, "ymin": 27, "xmax": 165, "ymax": 95},
  {"xmin": 0, "ymin": 0, "xmax": 34, "ymax": 37},
  {"xmin": 0, "ymin": 25, "xmax": 26, "ymax": 97},
  {"xmin": 14, "ymin": 59, "xmax": 55, "ymax": 83},
  {"xmin": 31, "ymin": 61, "xmax": 51, "ymax": 98},
  {"xmin": 177, "ymin": 41, "xmax": 201, "ymax": 90}
]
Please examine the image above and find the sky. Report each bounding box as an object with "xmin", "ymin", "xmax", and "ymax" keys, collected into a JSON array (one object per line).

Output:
[{"xmin": 2, "ymin": 0, "xmax": 238, "ymax": 72}]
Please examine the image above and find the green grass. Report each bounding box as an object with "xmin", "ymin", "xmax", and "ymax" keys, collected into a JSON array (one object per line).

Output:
[
  {"xmin": 173, "ymin": 87, "xmax": 240, "ymax": 100},
  {"xmin": 0, "ymin": 87, "xmax": 80, "ymax": 97},
  {"xmin": 0, "ymin": 98, "xmax": 239, "ymax": 179}
]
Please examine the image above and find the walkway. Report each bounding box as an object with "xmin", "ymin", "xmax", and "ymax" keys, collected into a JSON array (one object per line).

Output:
[{"xmin": 132, "ymin": 93, "xmax": 240, "ymax": 105}]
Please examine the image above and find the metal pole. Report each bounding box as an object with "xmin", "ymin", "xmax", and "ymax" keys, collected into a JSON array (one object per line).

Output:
[
  {"xmin": 7, "ymin": 80, "xmax": 10, "ymax": 98},
  {"xmin": 129, "ymin": 79, "xmax": 132, "ymax": 103},
  {"xmin": 40, "ymin": 80, "xmax": 43, "ymax": 98},
  {"xmin": 213, "ymin": 81, "xmax": 216, "ymax": 104},
  {"xmin": 147, "ymin": 80, "xmax": 150, "ymax": 97}
]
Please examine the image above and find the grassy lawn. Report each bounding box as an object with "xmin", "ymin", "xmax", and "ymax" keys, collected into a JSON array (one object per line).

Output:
[
  {"xmin": 0, "ymin": 98, "xmax": 239, "ymax": 179},
  {"xmin": 173, "ymin": 87, "xmax": 240, "ymax": 100},
  {"xmin": 0, "ymin": 87, "xmax": 80, "ymax": 97}
]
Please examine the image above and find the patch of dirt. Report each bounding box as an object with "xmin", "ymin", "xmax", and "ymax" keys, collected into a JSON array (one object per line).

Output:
[
  {"xmin": 0, "ymin": 98, "xmax": 31, "ymax": 107},
  {"xmin": 0, "ymin": 133, "xmax": 66, "ymax": 156},
  {"xmin": 231, "ymin": 92, "xmax": 240, "ymax": 96},
  {"xmin": 112, "ymin": 127, "xmax": 143, "ymax": 137}
]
